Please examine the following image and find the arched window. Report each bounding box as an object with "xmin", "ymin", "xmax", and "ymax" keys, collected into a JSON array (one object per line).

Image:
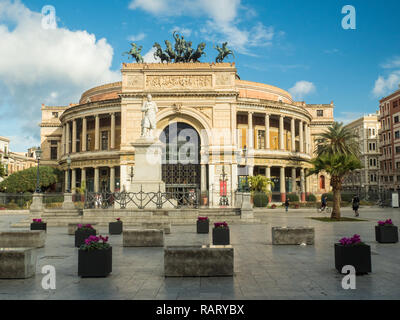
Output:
[{"xmin": 319, "ymin": 175, "xmax": 326, "ymax": 190}]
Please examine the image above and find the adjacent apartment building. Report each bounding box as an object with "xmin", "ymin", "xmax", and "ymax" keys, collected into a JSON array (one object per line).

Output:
[
  {"xmin": 378, "ymin": 87, "xmax": 400, "ymax": 191},
  {"xmin": 343, "ymin": 113, "xmax": 381, "ymax": 194},
  {"xmin": 0, "ymin": 136, "xmax": 37, "ymax": 182}
]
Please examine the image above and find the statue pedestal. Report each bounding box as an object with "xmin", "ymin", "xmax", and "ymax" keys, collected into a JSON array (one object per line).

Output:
[
  {"xmin": 126, "ymin": 138, "xmax": 174, "ymax": 209},
  {"xmin": 62, "ymin": 193, "xmax": 75, "ymax": 210},
  {"xmin": 240, "ymin": 193, "xmax": 254, "ymax": 219},
  {"xmin": 29, "ymin": 193, "xmax": 44, "ymax": 215},
  {"xmin": 128, "ymin": 138, "xmax": 165, "ymax": 193}
]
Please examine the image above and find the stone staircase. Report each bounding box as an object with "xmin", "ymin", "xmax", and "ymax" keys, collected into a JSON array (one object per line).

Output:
[{"xmin": 11, "ymin": 207, "xmax": 260, "ymax": 228}]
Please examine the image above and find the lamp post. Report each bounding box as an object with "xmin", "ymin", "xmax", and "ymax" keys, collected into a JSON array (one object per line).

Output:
[
  {"xmin": 34, "ymin": 147, "xmax": 42, "ymax": 193},
  {"xmin": 66, "ymin": 155, "xmax": 71, "ymax": 193},
  {"xmin": 219, "ymin": 165, "xmax": 229, "ymax": 206}
]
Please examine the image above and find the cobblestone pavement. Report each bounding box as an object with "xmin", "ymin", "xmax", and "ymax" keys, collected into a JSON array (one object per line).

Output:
[{"xmin": 0, "ymin": 207, "xmax": 399, "ymax": 300}]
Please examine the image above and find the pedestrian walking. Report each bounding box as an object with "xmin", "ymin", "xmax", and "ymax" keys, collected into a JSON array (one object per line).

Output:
[
  {"xmin": 284, "ymin": 197, "xmax": 290, "ymax": 212},
  {"xmin": 352, "ymin": 195, "xmax": 360, "ymax": 217}
]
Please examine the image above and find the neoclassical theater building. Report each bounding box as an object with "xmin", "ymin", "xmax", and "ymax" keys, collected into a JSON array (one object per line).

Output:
[{"xmin": 40, "ymin": 63, "xmax": 334, "ymax": 206}]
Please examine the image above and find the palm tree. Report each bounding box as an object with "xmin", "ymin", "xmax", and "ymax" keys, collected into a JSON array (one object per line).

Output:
[
  {"xmin": 316, "ymin": 122, "xmax": 360, "ymax": 156},
  {"xmin": 309, "ymin": 153, "xmax": 362, "ymax": 219},
  {"xmin": 248, "ymin": 175, "xmax": 274, "ymax": 194}
]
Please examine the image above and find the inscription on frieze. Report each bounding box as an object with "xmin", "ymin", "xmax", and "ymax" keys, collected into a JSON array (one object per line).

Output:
[{"xmin": 145, "ymin": 75, "xmax": 212, "ymax": 89}]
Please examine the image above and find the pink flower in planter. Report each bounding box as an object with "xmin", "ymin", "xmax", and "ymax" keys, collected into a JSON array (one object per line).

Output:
[
  {"xmin": 214, "ymin": 222, "xmax": 229, "ymax": 229},
  {"xmin": 32, "ymin": 219, "xmax": 42, "ymax": 223},
  {"xmin": 378, "ymin": 219, "xmax": 393, "ymax": 226},
  {"xmin": 197, "ymin": 217, "xmax": 209, "ymax": 221},
  {"xmin": 339, "ymin": 234, "xmax": 364, "ymax": 246},
  {"xmin": 116, "ymin": 218, "xmax": 121, "ymax": 221}
]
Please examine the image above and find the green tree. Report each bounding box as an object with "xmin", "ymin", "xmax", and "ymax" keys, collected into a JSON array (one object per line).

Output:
[
  {"xmin": 0, "ymin": 161, "xmax": 5, "ymax": 178},
  {"xmin": 316, "ymin": 122, "xmax": 359, "ymax": 156},
  {"xmin": 0, "ymin": 166, "xmax": 62, "ymax": 193},
  {"xmin": 309, "ymin": 153, "xmax": 362, "ymax": 219},
  {"xmin": 248, "ymin": 175, "xmax": 274, "ymax": 193}
]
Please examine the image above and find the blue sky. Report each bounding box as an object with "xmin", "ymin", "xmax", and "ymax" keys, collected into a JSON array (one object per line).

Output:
[{"xmin": 1, "ymin": 0, "xmax": 400, "ymax": 151}]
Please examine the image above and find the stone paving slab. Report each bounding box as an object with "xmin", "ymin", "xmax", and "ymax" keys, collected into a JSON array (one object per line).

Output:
[{"xmin": 0, "ymin": 207, "xmax": 399, "ymax": 300}]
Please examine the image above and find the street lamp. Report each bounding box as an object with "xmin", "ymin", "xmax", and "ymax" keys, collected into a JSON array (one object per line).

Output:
[
  {"xmin": 66, "ymin": 155, "xmax": 71, "ymax": 193},
  {"xmin": 219, "ymin": 165, "xmax": 229, "ymax": 206},
  {"xmin": 34, "ymin": 147, "xmax": 42, "ymax": 193}
]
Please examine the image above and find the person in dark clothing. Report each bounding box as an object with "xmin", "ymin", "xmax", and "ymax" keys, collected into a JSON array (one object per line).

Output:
[
  {"xmin": 284, "ymin": 198, "xmax": 290, "ymax": 212},
  {"xmin": 352, "ymin": 195, "xmax": 360, "ymax": 217},
  {"xmin": 321, "ymin": 195, "xmax": 327, "ymax": 211}
]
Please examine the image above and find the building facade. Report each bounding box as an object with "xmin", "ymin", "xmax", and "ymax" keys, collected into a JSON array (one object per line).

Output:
[
  {"xmin": 342, "ymin": 113, "xmax": 381, "ymax": 194},
  {"xmin": 379, "ymin": 87, "xmax": 400, "ymax": 191},
  {"xmin": 40, "ymin": 63, "xmax": 334, "ymax": 205},
  {"xmin": 0, "ymin": 136, "xmax": 37, "ymax": 182}
]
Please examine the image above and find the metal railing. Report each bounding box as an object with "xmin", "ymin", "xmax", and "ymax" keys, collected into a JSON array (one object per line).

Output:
[{"xmin": 84, "ymin": 186, "xmax": 202, "ymax": 209}]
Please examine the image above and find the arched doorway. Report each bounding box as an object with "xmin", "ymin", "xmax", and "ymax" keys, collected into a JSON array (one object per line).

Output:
[{"xmin": 160, "ymin": 122, "xmax": 202, "ymax": 193}]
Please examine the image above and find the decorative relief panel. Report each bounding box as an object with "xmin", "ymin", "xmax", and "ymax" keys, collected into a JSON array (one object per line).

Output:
[
  {"xmin": 215, "ymin": 73, "xmax": 232, "ymax": 86},
  {"xmin": 145, "ymin": 75, "xmax": 212, "ymax": 90},
  {"xmin": 125, "ymin": 74, "xmax": 144, "ymax": 88}
]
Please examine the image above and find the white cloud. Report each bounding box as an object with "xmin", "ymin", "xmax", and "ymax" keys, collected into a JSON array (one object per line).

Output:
[
  {"xmin": 289, "ymin": 81, "xmax": 316, "ymax": 100},
  {"xmin": 169, "ymin": 26, "xmax": 192, "ymax": 37},
  {"xmin": 0, "ymin": 0, "xmax": 120, "ymax": 151},
  {"xmin": 372, "ymin": 56, "xmax": 400, "ymax": 97},
  {"xmin": 335, "ymin": 112, "xmax": 364, "ymax": 125},
  {"xmin": 128, "ymin": 0, "xmax": 275, "ymax": 55},
  {"xmin": 128, "ymin": 32, "xmax": 146, "ymax": 42},
  {"xmin": 372, "ymin": 72, "xmax": 400, "ymax": 97},
  {"xmin": 142, "ymin": 47, "xmax": 161, "ymax": 63}
]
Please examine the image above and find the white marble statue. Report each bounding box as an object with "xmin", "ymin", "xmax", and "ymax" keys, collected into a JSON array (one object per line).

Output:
[{"xmin": 141, "ymin": 94, "xmax": 158, "ymax": 138}]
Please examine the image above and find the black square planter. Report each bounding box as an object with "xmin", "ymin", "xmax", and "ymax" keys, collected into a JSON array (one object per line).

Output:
[
  {"xmin": 109, "ymin": 221, "xmax": 123, "ymax": 235},
  {"xmin": 75, "ymin": 229, "xmax": 97, "ymax": 248},
  {"xmin": 197, "ymin": 220, "xmax": 209, "ymax": 234},
  {"xmin": 212, "ymin": 228, "xmax": 230, "ymax": 245},
  {"xmin": 78, "ymin": 247, "xmax": 112, "ymax": 277},
  {"xmin": 30, "ymin": 223, "xmax": 47, "ymax": 232},
  {"xmin": 334, "ymin": 243, "xmax": 371, "ymax": 274},
  {"xmin": 375, "ymin": 226, "xmax": 399, "ymax": 243}
]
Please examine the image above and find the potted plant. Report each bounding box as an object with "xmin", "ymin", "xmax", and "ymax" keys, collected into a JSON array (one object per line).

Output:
[
  {"xmin": 212, "ymin": 222, "xmax": 230, "ymax": 245},
  {"xmin": 375, "ymin": 219, "xmax": 398, "ymax": 243},
  {"xmin": 270, "ymin": 204, "xmax": 277, "ymax": 209},
  {"xmin": 109, "ymin": 218, "xmax": 123, "ymax": 235},
  {"xmin": 30, "ymin": 218, "xmax": 47, "ymax": 232},
  {"xmin": 334, "ymin": 234, "xmax": 371, "ymax": 274},
  {"xmin": 78, "ymin": 235, "xmax": 112, "ymax": 277},
  {"xmin": 75, "ymin": 224, "xmax": 97, "ymax": 248},
  {"xmin": 197, "ymin": 217, "xmax": 209, "ymax": 234}
]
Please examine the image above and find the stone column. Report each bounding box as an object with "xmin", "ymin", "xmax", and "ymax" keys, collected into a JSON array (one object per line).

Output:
[
  {"xmin": 72, "ymin": 119, "xmax": 77, "ymax": 153},
  {"xmin": 305, "ymin": 169, "xmax": 310, "ymax": 194},
  {"xmin": 248, "ymin": 112, "xmax": 254, "ymax": 149},
  {"xmin": 111, "ymin": 113, "xmax": 116, "ymax": 150},
  {"xmin": 280, "ymin": 166, "xmax": 286, "ymax": 202},
  {"xmin": 300, "ymin": 168, "xmax": 306, "ymax": 202},
  {"xmin": 201, "ymin": 164, "xmax": 207, "ymax": 194},
  {"xmin": 291, "ymin": 118, "xmax": 296, "ymax": 152},
  {"xmin": 71, "ymin": 169, "xmax": 76, "ymax": 193},
  {"xmin": 95, "ymin": 115, "xmax": 100, "ymax": 151},
  {"xmin": 65, "ymin": 122, "xmax": 70, "ymax": 154},
  {"xmin": 266, "ymin": 166, "xmax": 272, "ymax": 202},
  {"xmin": 265, "ymin": 114, "xmax": 270, "ymax": 149},
  {"xmin": 299, "ymin": 120, "xmax": 304, "ymax": 153},
  {"xmin": 94, "ymin": 167, "xmax": 99, "ymax": 193},
  {"xmin": 291, "ymin": 167, "xmax": 297, "ymax": 193},
  {"xmin": 64, "ymin": 170, "xmax": 69, "ymax": 192},
  {"xmin": 279, "ymin": 116, "xmax": 284, "ymax": 150},
  {"xmin": 248, "ymin": 165, "xmax": 254, "ymax": 177},
  {"xmin": 61, "ymin": 124, "xmax": 65, "ymax": 156},
  {"xmin": 110, "ymin": 166, "xmax": 115, "ymax": 193},
  {"xmin": 305, "ymin": 124, "xmax": 310, "ymax": 154},
  {"xmin": 81, "ymin": 168, "xmax": 86, "ymax": 188},
  {"xmin": 82, "ymin": 117, "xmax": 87, "ymax": 152}
]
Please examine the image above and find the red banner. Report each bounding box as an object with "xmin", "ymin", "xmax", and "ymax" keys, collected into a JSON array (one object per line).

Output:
[{"xmin": 220, "ymin": 180, "xmax": 227, "ymax": 196}]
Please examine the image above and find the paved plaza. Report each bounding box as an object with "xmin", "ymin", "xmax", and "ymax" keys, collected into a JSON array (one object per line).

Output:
[{"xmin": 0, "ymin": 207, "xmax": 399, "ymax": 300}]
